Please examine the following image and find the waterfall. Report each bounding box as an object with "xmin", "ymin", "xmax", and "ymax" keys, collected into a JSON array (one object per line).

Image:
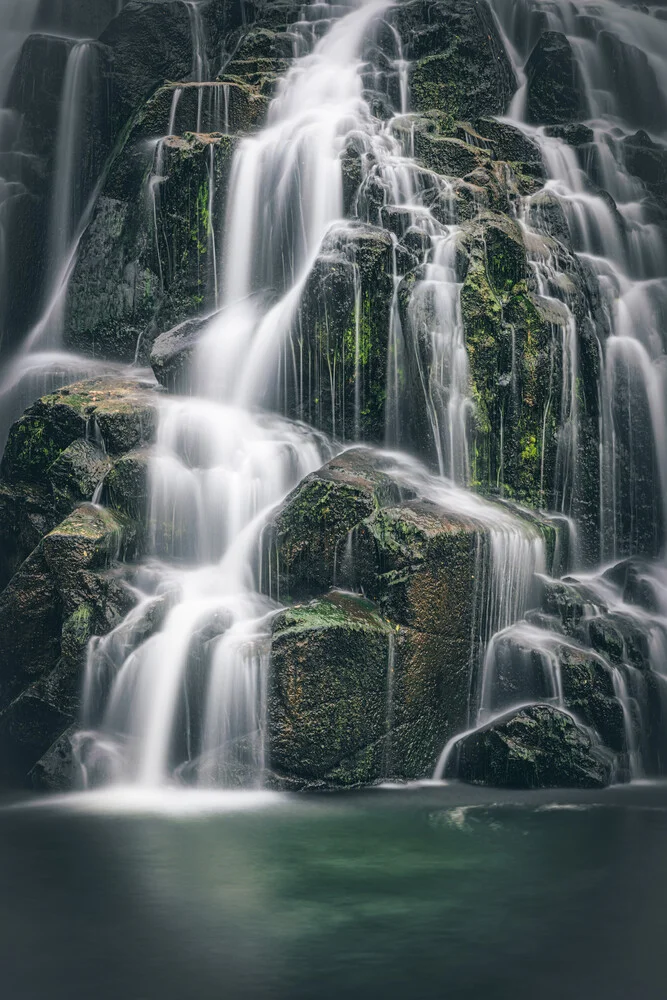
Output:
[
  {"xmin": 47, "ymin": 42, "xmax": 101, "ymax": 300},
  {"xmin": 76, "ymin": 0, "xmax": 551, "ymax": 789},
  {"xmin": 435, "ymin": 0, "xmax": 667, "ymax": 778},
  {"xmin": 489, "ymin": 0, "xmax": 667, "ymax": 562},
  {"xmin": 1, "ymin": 0, "xmax": 663, "ymax": 791}
]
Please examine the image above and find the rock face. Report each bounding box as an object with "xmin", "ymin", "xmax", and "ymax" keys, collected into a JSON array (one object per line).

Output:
[
  {"xmin": 1, "ymin": 0, "xmax": 665, "ymax": 794},
  {"xmin": 0, "ymin": 504, "xmax": 134, "ymax": 786},
  {"xmin": 525, "ymin": 32, "xmax": 589, "ymax": 125},
  {"xmin": 0, "ymin": 378, "xmax": 158, "ymax": 785},
  {"xmin": 396, "ymin": 0, "xmax": 516, "ymax": 120},
  {"xmin": 263, "ymin": 448, "xmax": 555, "ymax": 785},
  {"xmin": 65, "ymin": 132, "xmax": 237, "ymax": 362},
  {"xmin": 0, "ymin": 378, "xmax": 157, "ymax": 587},
  {"xmin": 446, "ymin": 705, "xmax": 614, "ymax": 789}
]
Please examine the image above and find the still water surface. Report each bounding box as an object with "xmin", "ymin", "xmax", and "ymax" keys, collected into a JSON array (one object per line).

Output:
[{"xmin": 1, "ymin": 784, "xmax": 665, "ymax": 999}]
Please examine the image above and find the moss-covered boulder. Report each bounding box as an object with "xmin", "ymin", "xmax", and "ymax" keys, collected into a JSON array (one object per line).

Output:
[
  {"xmin": 0, "ymin": 378, "xmax": 157, "ymax": 587},
  {"xmin": 264, "ymin": 448, "xmax": 408, "ymax": 600},
  {"xmin": 0, "ymin": 504, "xmax": 135, "ymax": 785},
  {"xmin": 394, "ymin": 0, "xmax": 516, "ymax": 120},
  {"xmin": 283, "ymin": 225, "xmax": 419, "ymax": 445},
  {"xmin": 525, "ymin": 31, "xmax": 589, "ymax": 126},
  {"xmin": 268, "ymin": 590, "xmax": 466, "ymax": 785},
  {"xmin": 446, "ymin": 705, "xmax": 613, "ymax": 788},
  {"xmin": 65, "ymin": 132, "xmax": 236, "ymax": 361}
]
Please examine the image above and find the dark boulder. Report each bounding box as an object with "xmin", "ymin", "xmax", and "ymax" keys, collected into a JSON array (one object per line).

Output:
[
  {"xmin": 446, "ymin": 705, "xmax": 613, "ymax": 788},
  {"xmin": 0, "ymin": 504, "xmax": 135, "ymax": 785},
  {"xmin": 0, "ymin": 378, "xmax": 157, "ymax": 588},
  {"xmin": 525, "ymin": 31, "xmax": 589, "ymax": 125},
  {"xmin": 65, "ymin": 132, "xmax": 236, "ymax": 362},
  {"xmin": 150, "ymin": 314, "xmax": 212, "ymax": 392},
  {"xmin": 268, "ymin": 590, "xmax": 464, "ymax": 786},
  {"xmin": 394, "ymin": 0, "xmax": 516, "ymax": 120}
]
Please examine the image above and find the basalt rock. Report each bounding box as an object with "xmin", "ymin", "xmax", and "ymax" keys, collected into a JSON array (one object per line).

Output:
[
  {"xmin": 446, "ymin": 705, "xmax": 614, "ymax": 788},
  {"xmin": 65, "ymin": 133, "xmax": 236, "ymax": 362},
  {"xmin": 284, "ymin": 225, "xmax": 420, "ymax": 445}
]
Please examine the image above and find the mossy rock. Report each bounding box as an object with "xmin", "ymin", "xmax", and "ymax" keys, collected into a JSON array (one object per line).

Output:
[
  {"xmin": 1, "ymin": 378, "xmax": 157, "ymax": 482},
  {"xmin": 0, "ymin": 504, "xmax": 135, "ymax": 786},
  {"xmin": 395, "ymin": 0, "xmax": 516, "ymax": 120},
  {"xmin": 268, "ymin": 590, "xmax": 466, "ymax": 785},
  {"xmin": 446, "ymin": 705, "xmax": 613, "ymax": 788},
  {"xmin": 265, "ymin": 448, "xmax": 406, "ymax": 601},
  {"xmin": 525, "ymin": 31, "xmax": 589, "ymax": 125},
  {"xmin": 283, "ymin": 225, "xmax": 417, "ymax": 444},
  {"xmin": 65, "ymin": 110, "xmax": 237, "ymax": 362},
  {"xmin": 0, "ymin": 378, "xmax": 157, "ymax": 589}
]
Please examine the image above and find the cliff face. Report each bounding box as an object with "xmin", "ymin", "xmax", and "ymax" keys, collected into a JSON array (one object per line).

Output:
[{"xmin": 1, "ymin": 0, "xmax": 666, "ymax": 791}]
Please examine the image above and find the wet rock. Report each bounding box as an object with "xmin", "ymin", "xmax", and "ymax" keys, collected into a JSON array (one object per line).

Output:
[
  {"xmin": 150, "ymin": 315, "xmax": 211, "ymax": 392},
  {"xmin": 0, "ymin": 504, "xmax": 135, "ymax": 785},
  {"xmin": 544, "ymin": 123, "xmax": 594, "ymax": 147},
  {"xmin": 527, "ymin": 192, "xmax": 571, "ymax": 245},
  {"xmin": 284, "ymin": 224, "xmax": 411, "ymax": 443},
  {"xmin": 102, "ymin": 450, "xmax": 151, "ymax": 526},
  {"xmin": 446, "ymin": 705, "xmax": 613, "ymax": 788},
  {"xmin": 525, "ymin": 31, "xmax": 589, "ymax": 125},
  {"xmin": 7, "ymin": 35, "xmax": 78, "ymax": 156},
  {"xmin": 471, "ymin": 117, "xmax": 543, "ymax": 166},
  {"xmin": 395, "ymin": 0, "xmax": 516, "ymax": 120},
  {"xmin": 65, "ymin": 133, "xmax": 236, "ymax": 362},
  {"xmin": 99, "ymin": 0, "xmax": 199, "ymax": 134},
  {"xmin": 268, "ymin": 591, "xmax": 458, "ymax": 785},
  {"xmin": 0, "ymin": 379, "xmax": 157, "ymax": 584},
  {"xmin": 266, "ymin": 448, "xmax": 406, "ymax": 600},
  {"xmin": 622, "ymin": 131, "xmax": 667, "ymax": 201},
  {"xmin": 410, "ymin": 118, "xmax": 490, "ymax": 178},
  {"xmin": 1, "ymin": 378, "xmax": 157, "ymax": 483},
  {"xmin": 29, "ymin": 727, "xmax": 77, "ymax": 792},
  {"xmin": 597, "ymin": 30, "xmax": 667, "ymax": 134}
]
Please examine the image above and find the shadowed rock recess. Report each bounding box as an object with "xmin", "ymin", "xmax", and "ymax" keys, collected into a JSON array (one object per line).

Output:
[{"xmin": 1, "ymin": 0, "xmax": 666, "ymax": 792}]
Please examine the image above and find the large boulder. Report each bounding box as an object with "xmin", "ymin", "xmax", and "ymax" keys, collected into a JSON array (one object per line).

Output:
[
  {"xmin": 393, "ymin": 0, "xmax": 516, "ymax": 120},
  {"xmin": 525, "ymin": 31, "xmax": 589, "ymax": 125},
  {"xmin": 446, "ymin": 705, "xmax": 614, "ymax": 788},
  {"xmin": 65, "ymin": 132, "xmax": 236, "ymax": 361},
  {"xmin": 280, "ymin": 225, "xmax": 418, "ymax": 444},
  {"xmin": 0, "ymin": 377, "xmax": 157, "ymax": 587},
  {"xmin": 262, "ymin": 448, "xmax": 558, "ymax": 785},
  {"xmin": 268, "ymin": 590, "xmax": 471, "ymax": 786},
  {"xmin": 0, "ymin": 504, "xmax": 135, "ymax": 785}
]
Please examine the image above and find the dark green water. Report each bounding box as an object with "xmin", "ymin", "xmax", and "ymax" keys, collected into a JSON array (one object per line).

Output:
[{"xmin": 1, "ymin": 784, "xmax": 666, "ymax": 999}]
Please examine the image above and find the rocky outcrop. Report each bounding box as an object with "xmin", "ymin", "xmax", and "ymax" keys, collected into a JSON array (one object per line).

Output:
[
  {"xmin": 268, "ymin": 590, "xmax": 467, "ymax": 786},
  {"xmin": 394, "ymin": 0, "xmax": 516, "ymax": 121},
  {"xmin": 261, "ymin": 447, "xmax": 559, "ymax": 785},
  {"xmin": 525, "ymin": 32, "xmax": 589, "ymax": 125},
  {"xmin": 0, "ymin": 504, "xmax": 135, "ymax": 786},
  {"xmin": 0, "ymin": 378, "xmax": 157, "ymax": 586},
  {"xmin": 65, "ymin": 132, "xmax": 237, "ymax": 362},
  {"xmin": 0, "ymin": 378, "xmax": 159, "ymax": 785},
  {"xmin": 445, "ymin": 705, "xmax": 614, "ymax": 788}
]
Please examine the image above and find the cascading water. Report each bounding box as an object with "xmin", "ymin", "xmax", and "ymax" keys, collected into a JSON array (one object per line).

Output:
[
  {"xmin": 75, "ymin": 0, "xmax": 552, "ymax": 790},
  {"xmin": 1, "ymin": 0, "xmax": 665, "ymax": 792},
  {"xmin": 436, "ymin": 0, "xmax": 667, "ymax": 778}
]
